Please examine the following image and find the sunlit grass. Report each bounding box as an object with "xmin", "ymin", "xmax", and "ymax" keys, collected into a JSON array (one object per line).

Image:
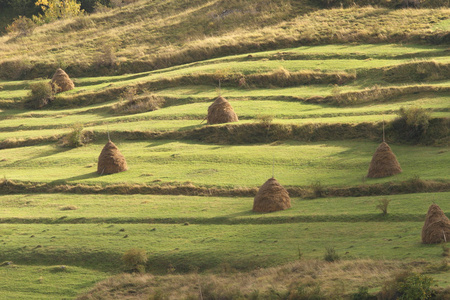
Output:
[{"xmin": 0, "ymin": 140, "xmax": 448, "ymax": 187}]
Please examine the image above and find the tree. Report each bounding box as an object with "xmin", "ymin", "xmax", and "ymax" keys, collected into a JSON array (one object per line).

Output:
[{"xmin": 32, "ymin": 0, "xmax": 84, "ymax": 24}]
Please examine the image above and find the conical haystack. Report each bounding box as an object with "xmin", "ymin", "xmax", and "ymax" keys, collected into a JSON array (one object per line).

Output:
[
  {"xmin": 207, "ymin": 96, "xmax": 238, "ymax": 125},
  {"xmin": 367, "ymin": 142, "xmax": 402, "ymax": 178},
  {"xmin": 422, "ymin": 204, "xmax": 450, "ymax": 244},
  {"xmin": 253, "ymin": 177, "xmax": 291, "ymax": 212},
  {"xmin": 97, "ymin": 140, "xmax": 128, "ymax": 175},
  {"xmin": 51, "ymin": 68, "xmax": 75, "ymax": 93}
]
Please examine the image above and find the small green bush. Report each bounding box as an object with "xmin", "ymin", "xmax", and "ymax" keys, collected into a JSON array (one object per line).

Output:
[
  {"xmin": 60, "ymin": 124, "xmax": 87, "ymax": 147},
  {"xmin": 351, "ymin": 286, "xmax": 377, "ymax": 300},
  {"xmin": 380, "ymin": 271, "xmax": 434, "ymax": 300},
  {"xmin": 392, "ymin": 106, "xmax": 431, "ymax": 143},
  {"xmin": 122, "ymin": 248, "xmax": 148, "ymax": 273},
  {"xmin": 398, "ymin": 273, "xmax": 434, "ymax": 300},
  {"xmin": 376, "ymin": 198, "xmax": 391, "ymax": 216},
  {"xmin": 324, "ymin": 246, "xmax": 340, "ymax": 262},
  {"xmin": 25, "ymin": 82, "xmax": 54, "ymax": 109}
]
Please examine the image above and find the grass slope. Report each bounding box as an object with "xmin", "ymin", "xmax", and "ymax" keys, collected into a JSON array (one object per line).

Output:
[{"xmin": 0, "ymin": 1, "xmax": 449, "ymax": 299}]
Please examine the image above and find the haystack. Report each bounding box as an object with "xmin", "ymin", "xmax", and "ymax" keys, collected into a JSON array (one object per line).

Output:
[
  {"xmin": 207, "ymin": 96, "xmax": 238, "ymax": 125},
  {"xmin": 51, "ymin": 68, "xmax": 75, "ymax": 93},
  {"xmin": 253, "ymin": 177, "xmax": 291, "ymax": 212},
  {"xmin": 97, "ymin": 140, "xmax": 128, "ymax": 175},
  {"xmin": 367, "ymin": 142, "xmax": 402, "ymax": 178},
  {"xmin": 421, "ymin": 204, "xmax": 450, "ymax": 244}
]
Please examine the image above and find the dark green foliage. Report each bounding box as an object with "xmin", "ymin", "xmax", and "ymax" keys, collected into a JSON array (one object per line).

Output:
[
  {"xmin": 309, "ymin": 181, "xmax": 326, "ymax": 198},
  {"xmin": 25, "ymin": 81, "xmax": 53, "ymax": 109},
  {"xmin": 122, "ymin": 248, "xmax": 148, "ymax": 273},
  {"xmin": 324, "ymin": 246, "xmax": 340, "ymax": 262},
  {"xmin": 60, "ymin": 124, "xmax": 87, "ymax": 148},
  {"xmin": 380, "ymin": 271, "xmax": 434, "ymax": 300},
  {"xmin": 391, "ymin": 106, "xmax": 431, "ymax": 143},
  {"xmin": 351, "ymin": 286, "xmax": 377, "ymax": 300}
]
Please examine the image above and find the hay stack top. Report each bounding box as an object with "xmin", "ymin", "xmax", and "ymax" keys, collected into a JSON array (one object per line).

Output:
[
  {"xmin": 367, "ymin": 142, "xmax": 402, "ymax": 178},
  {"xmin": 207, "ymin": 96, "xmax": 238, "ymax": 125},
  {"xmin": 253, "ymin": 177, "xmax": 291, "ymax": 213},
  {"xmin": 51, "ymin": 68, "xmax": 75, "ymax": 93},
  {"xmin": 421, "ymin": 204, "xmax": 450, "ymax": 244},
  {"xmin": 97, "ymin": 140, "xmax": 128, "ymax": 175}
]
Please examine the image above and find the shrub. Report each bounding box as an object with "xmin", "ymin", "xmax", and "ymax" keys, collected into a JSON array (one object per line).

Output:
[
  {"xmin": 6, "ymin": 16, "xmax": 36, "ymax": 37},
  {"xmin": 33, "ymin": 0, "xmax": 84, "ymax": 24},
  {"xmin": 122, "ymin": 248, "xmax": 148, "ymax": 273},
  {"xmin": 256, "ymin": 114, "xmax": 273, "ymax": 127},
  {"xmin": 376, "ymin": 198, "xmax": 391, "ymax": 216},
  {"xmin": 351, "ymin": 286, "xmax": 377, "ymax": 300},
  {"xmin": 309, "ymin": 181, "xmax": 326, "ymax": 198},
  {"xmin": 25, "ymin": 82, "xmax": 54, "ymax": 109},
  {"xmin": 59, "ymin": 124, "xmax": 87, "ymax": 147},
  {"xmin": 324, "ymin": 246, "xmax": 340, "ymax": 262},
  {"xmin": 380, "ymin": 271, "xmax": 434, "ymax": 300},
  {"xmin": 397, "ymin": 273, "xmax": 434, "ymax": 300},
  {"xmin": 392, "ymin": 106, "xmax": 431, "ymax": 143}
]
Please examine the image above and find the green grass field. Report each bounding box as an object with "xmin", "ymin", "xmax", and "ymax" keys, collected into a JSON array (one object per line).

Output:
[{"xmin": 0, "ymin": 0, "xmax": 449, "ymax": 298}]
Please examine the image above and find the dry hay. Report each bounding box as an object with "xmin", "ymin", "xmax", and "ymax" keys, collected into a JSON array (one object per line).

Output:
[
  {"xmin": 51, "ymin": 68, "xmax": 75, "ymax": 93},
  {"xmin": 367, "ymin": 142, "xmax": 402, "ymax": 178},
  {"xmin": 207, "ymin": 96, "xmax": 238, "ymax": 125},
  {"xmin": 97, "ymin": 140, "xmax": 128, "ymax": 175},
  {"xmin": 253, "ymin": 177, "xmax": 291, "ymax": 212},
  {"xmin": 422, "ymin": 204, "xmax": 450, "ymax": 244}
]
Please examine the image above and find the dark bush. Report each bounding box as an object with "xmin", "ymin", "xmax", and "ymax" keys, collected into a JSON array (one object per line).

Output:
[
  {"xmin": 380, "ymin": 271, "xmax": 434, "ymax": 300},
  {"xmin": 324, "ymin": 246, "xmax": 340, "ymax": 262},
  {"xmin": 25, "ymin": 81, "xmax": 54, "ymax": 109},
  {"xmin": 122, "ymin": 248, "xmax": 148, "ymax": 273},
  {"xmin": 391, "ymin": 106, "xmax": 431, "ymax": 143}
]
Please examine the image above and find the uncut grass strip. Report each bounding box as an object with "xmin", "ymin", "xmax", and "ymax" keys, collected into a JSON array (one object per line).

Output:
[
  {"xmin": 305, "ymin": 85, "xmax": 450, "ymax": 106},
  {"xmin": 0, "ymin": 135, "xmax": 62, "ymax": 149},
  {"xmin": 0, "ymin": 179, "xmax": 449, "ymax": 198},
  {"xmin": 0, "ymin": 117, "xmax": 447, "ymax": 149}
]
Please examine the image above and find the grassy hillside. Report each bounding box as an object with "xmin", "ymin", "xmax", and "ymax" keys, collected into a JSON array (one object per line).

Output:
[
  {"xmin": 0, "ymin": 0, "xmax": 449, "ymax": 299},
  {"xmin": 0, "ymin": 0, "xmax": 449, "ymax": 79}
]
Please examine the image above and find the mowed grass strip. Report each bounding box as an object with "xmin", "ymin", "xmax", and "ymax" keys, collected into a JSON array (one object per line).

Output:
[
  {"xmin": 0, "ymin": 221, "xmax": 446, "ymax": 274},
  {"xmin": 0, "ymin": 93, "xmax": 448, "ymax": 138},
  {"xmin": 0, "ymin": 192, "xmax": 448, "ymax": 223},
  {"xmin": 0, "ymin": 264, "xmax": 107, "ymax": 300},
  {"xmin": 0, "ymin": 140, "xmax": 448, "ymax": 187}
]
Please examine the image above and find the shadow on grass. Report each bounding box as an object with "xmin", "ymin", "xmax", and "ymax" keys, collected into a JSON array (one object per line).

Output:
[{"xmin": 55, "ymin": 172, "xmax": 100, "ymax": 183}]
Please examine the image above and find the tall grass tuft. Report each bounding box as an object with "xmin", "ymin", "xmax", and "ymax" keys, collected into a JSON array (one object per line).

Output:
[
  {"xmin": 376, "ymin": 198, "xmax": 391, "ymax": 216},
  {"xmin": 112, "ymin": 92, "xmax": 165, "ymax": 115},
  {"xmin": 324, "ymin": 246, "xmax": 340, "ymax": 262},
  {"xmin": 122, "ymin": 248, "xmax": 148, "ymax": 273},
  {"xmin": 59, "ymin": 124, "xmax": 88, "ymax": 148}
]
